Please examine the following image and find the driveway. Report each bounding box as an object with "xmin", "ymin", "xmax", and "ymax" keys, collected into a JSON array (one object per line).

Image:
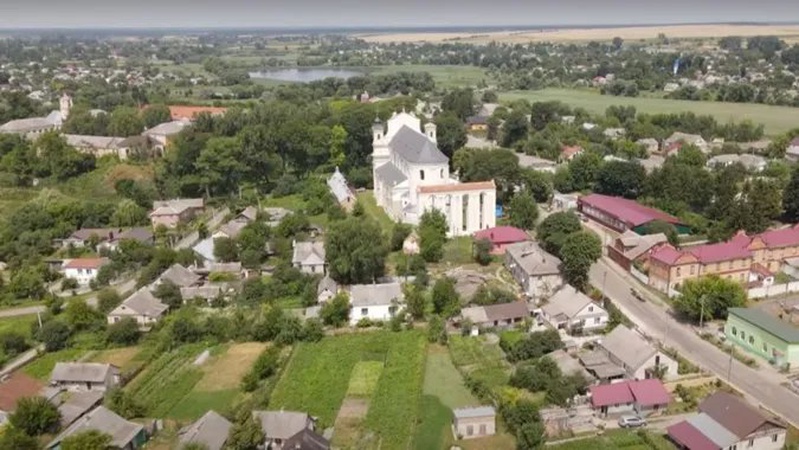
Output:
[{"xmin": 590, "ymin": 258, "xmax": 799, "ymax": 427}]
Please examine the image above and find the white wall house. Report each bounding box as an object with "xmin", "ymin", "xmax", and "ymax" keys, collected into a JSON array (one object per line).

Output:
[
  {"xmin": 62, "ymin": 258, "xmax": 109, "ymax": 285},
  {"xmin": 541, "ymin": 285, "xmax": 609, "ymax": 334},
  {"xmin": 107, "ymin": 288, "xmax": 169, "ymax": 329},
  {"xmin": 349, "ymin": 283, "xmax": 403, "ymax": 326},
  {"xmin": 598, "ymin": 325, "xmax": 678, "ymax": 380},
  {"xmin": 50, "ymin": 363, "xmax": 120, "ymax": 393},
  {"xmin": 504, "ymin": 242, "xmax": 563, "ymax": 301},
  {"xmin": 291, "ymin": 241, "xmax": 326, "ymax": 275}
]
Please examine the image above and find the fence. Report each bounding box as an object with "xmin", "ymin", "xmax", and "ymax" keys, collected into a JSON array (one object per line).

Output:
[
  {"xmin": 630, "ymin": 266, "xmax": 649, "ymax": 284},
  {"xmin": 748, "ymin": 281, "xmax": 799, "ymax": 299}
]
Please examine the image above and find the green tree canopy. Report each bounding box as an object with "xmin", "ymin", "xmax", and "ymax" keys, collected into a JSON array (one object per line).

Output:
[
  {"xmin": 320, "ymin": 292, "xmax": 350, "ymax": 327},
  {"xmin": 9, "ymin": 396, "xmax": 61, "ymax": 435},
  {"xmin": 431, "ymin": 277, "xmax": 461, "ymax": 318},
  {"xmin": 325, "ymin": 216, "xmax": 387, "ymax": 284},
  {"xmin": 61, "ymin": 430, "xmax": 113, "ymax": 450},
  {"xmin": 674, "ymin": 275, "xmax": 747, "ymax": 322},
  {"xmin": 594, "ymin": 160, "xmax": 646, "ymax": 199},
  {"xmin": 536, "ymin": 211, "xmax": 582, "ymax": 258},
  {"xmin": 507, "ymin": 192, "xmax": 539, "ymax": 230},
  {"xmin": 418, "ymin": 210, "xmax": 448, "ymax": 263},
  {"xmin": 560, "ymin": 231, "xmax": 602, "ymax": 289},
  {"xmin": 434, "ymin": 113, "xmax": 467, "ymax": 160},
  {"xmin": 108, "ymin": 106, "xmax": 145, "ymax": 137},
  {"xmin": 141, "ymin": 104, "xmax": 171, "ymax": 128}
]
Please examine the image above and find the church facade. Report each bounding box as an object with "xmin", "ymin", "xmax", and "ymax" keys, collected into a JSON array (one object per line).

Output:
[{"xmin": 372, "ymin": 111, "xmax": 496, "ymax": 237}]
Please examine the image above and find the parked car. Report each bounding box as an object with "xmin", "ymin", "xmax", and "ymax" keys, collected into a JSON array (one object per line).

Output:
[{"xmin": 618, "ymin": 415, "xmax": 647, "ymax": 428}]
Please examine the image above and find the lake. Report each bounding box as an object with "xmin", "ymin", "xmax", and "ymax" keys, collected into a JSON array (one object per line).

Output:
[{"xmin": 249, "ymin": 68, "xmax": 363, "ymax": 83}]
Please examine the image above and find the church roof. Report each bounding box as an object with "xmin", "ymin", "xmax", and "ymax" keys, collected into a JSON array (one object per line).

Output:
[
  {"xmin": 389, "ymin": 126, "xmax": 448, "ymax": 165},
  {"xmin": 375, "ymin": 162, "xmax": 407, "ymax": 185}
]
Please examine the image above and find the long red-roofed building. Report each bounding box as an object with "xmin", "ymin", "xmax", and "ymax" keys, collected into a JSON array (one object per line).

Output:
[
  {"xmin": 577, "ymin": 194, "xmax": 689, "ymax": 234},
  {"xmin": 648, "ymin": 225, "xmax": 799, "ymax": 295}
]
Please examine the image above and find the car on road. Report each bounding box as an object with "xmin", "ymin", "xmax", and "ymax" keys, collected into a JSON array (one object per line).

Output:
[
  {"xmin": 618, "ymin": 415, "xmax": 647, "ymax": 428},
  {"xmin": 630, "ymin": 288, "xmax": 645, "ymax": 301}
]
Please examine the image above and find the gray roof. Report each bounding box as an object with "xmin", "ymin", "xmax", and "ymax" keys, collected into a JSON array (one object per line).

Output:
[
  {"xmin": 178, "ymin": 410, "xmax": 233, "ymax": 450},
  {"xmin": 49, "ymin": 406, "xmax": 143, "ymax": 449},
  {"xmin": 687, "ymin": 413, "xmax": 739, "ymax": 448},
  {"xmin": 238, "ymin": 206, "xmax": 258, "ymax": 222},
  {"xmin": 115, "ymin": 227, "xmax": 154, "ymax": 244},
  {"xmin": 374, "ymin": 162, "xmax": 408, "ymax": 185},
  {"xmin": 350, "ymin": 282, "xmax": 403, "ymax": 307},
  {"xmin": 51, "ymin": 363, "xmax": 116, "ymax": 384},
  {"xmin": 578, "ymin": 351, "xmax": 627, "ymax": 378},
  {"xmin": 292, "ymin": 241, "xmax": 326, "ymax": 266},
  {"xmin": 0, "ymin": 116, "xmax": 57, "ymax": 133},
  {"xmin": 63, "ymin": 134, "xmax": 124, "ymax": 149},
  {"xmin": 159, "ymin": 263, "xmax": 201, "ymax": 287},
  {"xmin": 460, "ymin": 306, "xmax": 489, "ymax": 324},
  {"xmin": 193, "ymin": 237, "xmax": 216, "ymax": 262},
  {"xmin": 505, "ymin": 242, "xmax": 562, "ymax": 276},
  {"xmin": 208, "ymin": 262, "xmax": 242, "ymax": 273},
  {"xmin": 635, "ymin": 155, "xmax": 665, "ymax": 174},
  {"xmin": 317, "ymin": 275, "xmax": 338, "ymax": 295},
  {"xmin": 617, "ymin": 231, "xmax": 668, "ymax": 261},
  {"xmin": 327, "ymin": 167, "xmax": 353, "ymax": 203},
  {"xmin": 110, "ymin": 288, "xmax": 169, "ymax": 318},
  {"xmin": 143, "ymin": 120, "xmax": 189, "ymax": 136},
  {"xmin": 545, "ymin": 350, "xmax": 596, "ymax": 382},
  {"xmin": 599, "ymin": 325, "xmax": 657, "ymax": 371},
  {"xmin": 389, "ymin": 126, "xmax": 448, "ymax": 164},
  {"xmin": 253, "ymin": 410, "xmax": 311, "ymax": 440},
  {"xmin": 728, "ymin": 308, "xmax": 799, "ymax": 343},
  {"xmin": 283, "ymin": 428, "xmax": 330, "ymax": 450},
  {"xmin": 453, "ymin": 406, "xmax": 496, "ymax": 419},
  {"xmin": 57, "ymin": 391, "xmax": 104, "ymax": 427},
  {"xmin": 151, "ymin": 198, "xmax": 204, "ymax": 215},
  {"xmin": 542, "ymin": 285, "xmax": 601, "ymax": 321},
  {"xmin": 181, "ymin": 284, "xmax": 229, "ymax": 301},
  {"xmin": 216, "ymin": 220, "xmax": 248, "ymax": 239}
]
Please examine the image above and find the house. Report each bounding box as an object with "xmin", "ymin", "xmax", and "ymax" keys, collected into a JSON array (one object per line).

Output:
[
  {"xmin": 597, "ymin": 325, "xmax": 678, "ymax": 380},
  {"xmin": 292, "ymin": 241, "xmax": 326, "ymax": 275},
  {"xmin": 664, "ymin": 132, "xmax": 709, "ymax": 154},
  {"xmin": 466, "ymin": 115, "xmax": 489, "ymax": 132},
  {"xmin": 253, "ymin": 410, "xmax": 329, "ymax": 450},
  {"xmin": 785, "ymin": 137, "xmax": 799, "ymax": 162},
  {"xmin": 53, "ymin": 390, "xmax": 104, "ymax": 427},
  {"xmin": 372, "ymin": 111, "xmax": 496, "ymax": 237},
  {"xmin": 107, "ymin": 288, "xmax": 169, "ymax": 329},
  {"xmin": 178, "ymin": 410, "xmax": 232, "ymax": 450},
  {"xmin": 403, "ymin": 231, "xmax": 420, "ymax": 255},
  {"xmin": 158, "ymin": 263, "xmax": 202, "ymax": 288},
  {"xmin": 603, "ymin": 128, "xmax": 625, "ymax": 139},
  {"xmin": 149, "ymin": 198, "xmax": 204, "ymax": 229},
  {"xmin": 47, "ymin": 406, "xmax": 147, "ymax": 450},
  {"xmin": 62, "ymin": 257, "xmax": 109, "ymax": 285},
  {"xmin": 560, "ymin": 145, "xmax": 584, "ymax": 162},
  {"xmin": 452, "ymin": 406, "xmax": 496, "ymax": 439},
  {"xmin": 105, "ymin": 228, "xmax": 155, "ymax": 250},
  {"xmin": 668, "ymin": 392, "xmax": 786, "ymax": 450},
  {"xmin": 636, "ymin": 138, "xmax": 660, "ymax": 154},
  {"xmin": 635, "ymin": 155, "xmax": 665, "ymax": 174},
  {"xmin": 724, "ymin": 307, "xmax": 799, "ymax": 370},
  {"xmin": 180, "ymin": 284, "xmax": 231, "ymax": 304},
  {"xmin": 214, "ymin": 220, "xmax": 248, "ymax": 240},
  {"xmin": 459, "ymin": 301, "xmax": 530, "ymax": 330},
  {"xmin": 349, "ymin": 282, "xmax": 404, "ymax": 325},
  {"xmin": 236, "ymin": 206, "xmax": 259, "ymax": 223},
  {"xmin": 577, "ymin": 194, "xmax": 689, "ymax": 234},
  {"xmin": 707, "ymin": 153, "xmax": 767, "ymax": 172},
  {"xmin": 589, "ymin": 379, "xmax": 670, "ymax": 417},
  {"xmin": 648, "ymin": 225, "xmax": 799, "ymax": 294},
  {"xmin": 473, "ymin": 226, "xmax": 530, "ymax": 254},
  {"xmin": 63, "ymin": 134, "xmax": 127, "ymax": 158},
  {"xmin": 504, "ymin": 241, "xmax": 563, "ymax": 300},
  {"xmin": 0, "ymin": 94, "xmax": 71, "ymax": 136},
  {"xmin": 193, "ymin": 237, "xmax": 216, "ymax": 263},
  {"xmin": 50, "ymin": 363, "xmax": 120, "ymax": 392},
  {"xmin": 551, "ymin": 191, "xmax": 578, "ymax": 211},
  {"xmin": 317, "ymin": 275, "xmax": 338, "ymax": 303},
  {"xmin": 327, "ymin": 167, "xmax": 356, "ymax": 210},
  {"xmin": 540, "ymin": 285, "xmax": 609, "ymax": 334},
  {"xmin": 61, "ymin": 227, "xmax": 154, "ymax": 251},
  {"xmin": 607, "ymin": 230, "xmax": 668, "ymax": 271},
  {"xmin": 142, "ymin": 119, "xmax": 190, "ymax": 147}
]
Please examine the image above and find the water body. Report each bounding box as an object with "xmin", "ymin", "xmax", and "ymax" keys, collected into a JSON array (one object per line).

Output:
[{"xmin": 249, "ymin": 68, "xmax": 363, "ymax": 83}]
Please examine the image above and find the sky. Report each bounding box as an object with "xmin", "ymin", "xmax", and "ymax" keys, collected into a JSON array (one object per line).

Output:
[{"xmin": 0, "ymin": 0, "xmax": 797, "ymax": 29}]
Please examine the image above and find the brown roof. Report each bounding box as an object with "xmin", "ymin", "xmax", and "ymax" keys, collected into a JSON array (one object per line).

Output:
[
  {"xmin": 699, "ymin": 392, "xmax": 782, "ymax": 438},
  {"xmin": 167, "ymin": 105, "xmax": 227, "ymax": 121},
  {"xmin": 483, "ymin": 301, "xmax": 529, "ymax": 322},
  {"xmin": 418, "ymin": 180, "xmax": 495, "ymax": 194},
  {"xmin": 63, "ymin": 257, "xmax": 109, "ymax": 270},
  {"xmin": 0, "ymin": 372, "xmax": 44, "ymax": 411}
]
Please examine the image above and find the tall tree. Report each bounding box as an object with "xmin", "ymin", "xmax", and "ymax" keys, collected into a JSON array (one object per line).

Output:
[
  {"xmin": 325, "ymin": 217, "xmax": 387, "ymax": 284},
  {"xmin": 507, "ymin": 192, "xmax": 539, "ymax": 230},
  {"xmin": 431, "ymin": 277, "xmax": 461, "ymax": 318},
  {"xmin": 674, "ymin": 276, "xmax": 747, "ymax": 322},
  {"xmin": 783, "ymin": 166, "xmax": 799, "ymax": 222},
  {"xmin": 536, "ymin": 212, "xmax": 582, "ymax": 258},
  {"xmin": 9, "ymin": 396, "xmax": 61, "ymax": 435},
  {"xmin": 434, "ymin": 113, "xmax": 467, "ymax": 160},
  {"xmin": 520, "ymin": 169, "xmax": 553, "ymax": 203},
  {"xmin": 226, "ymin": 416, "xmax": 265, "ymax": 450},
  {"xmin": 501, "ymin": 110, "xmax": 530, "ymax": 147},
  {"xmin": 195, "ymin": 137, "xmax": 246, "ymax": 197},
  {"xmin": 594, "ymin": 160, "xmax": 646, "ymax": 199},
  {"xmin": 559, "ymin": 231, "xmax": 602, "ymax": 289},
  {"xmin": 108, "ymin": 106, "xmax": 145, "ymax": 137},
  {"xmin": 141, "ymin": 104, "xmax": 171, "ymax": 128},
  {"xmin": 419, "ymin": 210, "xmax": 448, "ymax": 263},
  {"xmin": 568, "ymin": 152, "xmax": 603, "ymax": 191},
  {"xmin": 441, "ymin": 88, "xmax": 475, "ymax": 120}
]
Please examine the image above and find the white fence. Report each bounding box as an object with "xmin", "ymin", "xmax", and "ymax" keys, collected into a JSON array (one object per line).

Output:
[
  {"xmin": 748, "ymin": 281, "xmax": 799, "ymax": 299},
  {"xmin": 630, "ymin": 266, "xmax": 649, "ymax": 284}
]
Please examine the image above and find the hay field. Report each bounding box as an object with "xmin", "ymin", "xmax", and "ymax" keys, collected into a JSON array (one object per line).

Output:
[
  {"xmin": 357, "ymin": 24, "xmax": 799, "ymax": 44},
  {"xmin": 194, "ymin": 342, "xmax": 268, "ymax": 390}
]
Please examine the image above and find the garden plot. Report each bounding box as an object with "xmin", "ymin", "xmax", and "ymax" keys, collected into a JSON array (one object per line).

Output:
[{"xmin": 332, "ymin": 361, "xmax": 385, "ymax": 449}]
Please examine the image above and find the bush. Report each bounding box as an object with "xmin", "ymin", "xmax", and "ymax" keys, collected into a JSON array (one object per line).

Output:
[
  {"xmin": 9, "ymin": 396, "xmax": 61, "ymax": 435},
  {"xmin": 61, "ymin": 277, "xmax": 79, "ymax": 291},
  {"xmin": 37, "ymin": 320, "xmax": 72, "ymax": 352},
  {"xmin": 105, "ymin": 318, "xmax": 140, "ymax": 345}
]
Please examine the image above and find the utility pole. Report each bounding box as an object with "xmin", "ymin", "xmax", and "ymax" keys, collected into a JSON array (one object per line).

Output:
[
  {"xmin": 727, "ymin": 343, "xmax": 734, "ymax": 383},
  {"xmin": 602, "ymin": 270, "xmax": 607, "ymax": 295},
  {"xmin": 699, "ymin": 295, "xmax": 706, "ymax": 330}
]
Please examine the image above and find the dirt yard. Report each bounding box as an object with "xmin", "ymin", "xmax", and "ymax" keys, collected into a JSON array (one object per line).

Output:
[
  {"xmin": 756, "ymin": 298, "xmax": 799, "ymax": 327},
  {"xmin": 194, "ymin": 342, "xmax": 267, "ymax": 391},
  {"xmin": 357, "ymin": 24, "xmax": 799, "ymax": 44}
]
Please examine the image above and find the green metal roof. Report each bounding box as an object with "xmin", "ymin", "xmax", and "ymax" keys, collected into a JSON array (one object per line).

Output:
[{"xmin": 728, "ymin": 308, "xmax": 799, "ymax": 344}]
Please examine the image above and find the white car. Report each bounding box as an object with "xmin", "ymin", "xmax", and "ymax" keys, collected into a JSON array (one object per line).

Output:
[{"xmin": 618, "ymin": 415, "xmax": 647, "ymax": 428}]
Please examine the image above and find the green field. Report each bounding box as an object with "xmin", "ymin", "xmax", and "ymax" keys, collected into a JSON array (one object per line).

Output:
[
  {"xmin": 448, "ymin": 335, "xmax": 512, "ymax": 391},
  {"xmin": 368, "ymin": 65, "xmax": 491, "ymax": 89},
  {"xmin": 270, "ymin": 331, "xmax": 426, "ymax": 450},
  {"xmin": 549, "ymin": 430, "xmax": 674, "ymax": 450},
  {"xmin": 356, "ymin": 191, "xmax": 394, "ymax": 235},
  {"xmin": 500, "ymin": 88, "xmax": 799, "ymax": 136},
  {"xmin": 0, "ymin": 314, "xmax": 38, "ymax": 339}
]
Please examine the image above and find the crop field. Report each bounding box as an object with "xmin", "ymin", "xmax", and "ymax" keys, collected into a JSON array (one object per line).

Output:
[
  {"xmin": 270, "ymin": 331, "xmax": 427, "ymax": 450},
  {"xmin": 367, "ymin": 65, "xmax": 491, "ymax": 89},
  {"xmin": 549, "ymin": 430, "xmax": 674, "ymax": 450},
  {"xmin": 449, "ymin": 335, "xmax": 512, "ymax": 391},
  {"xmin": 89, "ymin": 346, "xmax": 142, "ymax": 372},
  {"xmin": 499, "ymin": 88, "xmax": 799, "ymax": 136}
]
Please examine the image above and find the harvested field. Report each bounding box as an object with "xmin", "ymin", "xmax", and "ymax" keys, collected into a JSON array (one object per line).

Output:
[
  {"xmin": 194, "ymin": 342, "xmax": 267, "ymax": 391},
  {"xmin": 89, "ymin": 346, "xmax": 141, "ymax": 371},
  {"xmin": 357, "ymin": 24, "xmax": 799, "ymax": 44}
]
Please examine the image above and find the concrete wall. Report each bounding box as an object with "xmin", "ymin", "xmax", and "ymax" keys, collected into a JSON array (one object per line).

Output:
[
  {"xmin": 454, "ymin": 416, "xmax": 495, "ymax": 439},
  {"xmin": 748, "ymin": 281, "xmax": 799, "ymax": 299}
]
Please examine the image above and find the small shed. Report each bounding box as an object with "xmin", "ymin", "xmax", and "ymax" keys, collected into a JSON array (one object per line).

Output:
[{"xmin": 452, "ymin": 406, "xmax": 496, "ymax": 439}]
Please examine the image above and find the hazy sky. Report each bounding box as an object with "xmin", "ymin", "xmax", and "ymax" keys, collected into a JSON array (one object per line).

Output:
[{"xmin": 0, "ymin": 0, "xmax": 796, "ymax": 28}]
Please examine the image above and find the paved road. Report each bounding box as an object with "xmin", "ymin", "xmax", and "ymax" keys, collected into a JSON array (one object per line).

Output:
[
  {"xmin": 0, "ymin": 277, "xmax": 137, "ymax": 318},
  {"xmin": 590, "ymin": 258, "xmax": 799, "ymax": 427},
  {"xmin": 174, "ymin": 207, "xmax": 230, "ymax": 250}
]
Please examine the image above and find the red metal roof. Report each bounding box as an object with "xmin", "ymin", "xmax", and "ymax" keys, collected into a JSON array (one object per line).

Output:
[
  {"xmin": 589, "ymin": 382, "xmax": 634, "ymax": 407},
  {"xmin": 473, "ymin": 226, "xmax": 529, "ymax": 245},
  {"xmin": 628, "ymin": 379, "xmax": 671, "ymax": 407},
  {"xmin": 757, "ymin": 225, "xmax": 799, "ymax": 248},
  {"xmin": 167, "ymin": 105, "xmax": 227, "ymax": 121},
  {"xmin": 667, "ymin": 421, "xmax": 721, "ymax": 450},
  {"xmin": 63, "ymin": 257, "xmax": 109, "ymax": 270},
  {"xmin": 686, "ymin": 241, "xmax": 751, "ymax": 264},
  {"xmin": 650, "ymin": 244, "xmax": 684, "ymax": 265},
  {"xmin": 579, "ymin": 194, "xmax": 681, "ymax": 228}
]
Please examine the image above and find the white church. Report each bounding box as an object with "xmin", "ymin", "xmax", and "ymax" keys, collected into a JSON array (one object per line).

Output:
[{"xmin": 372, "ymin": 111, "xmax": 496, "ymax": 237}]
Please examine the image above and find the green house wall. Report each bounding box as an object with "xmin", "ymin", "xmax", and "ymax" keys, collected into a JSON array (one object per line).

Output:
[{"xmin": 724, "ymin": 314, "xmax": 799, "ymax": 370}]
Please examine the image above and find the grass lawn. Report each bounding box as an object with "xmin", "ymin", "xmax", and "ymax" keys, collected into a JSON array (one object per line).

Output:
[
  {"xmin": 549, "ymin": 429, "xmax": 674, "ymax": 450},
  {"xmin": 88, "ymin": 346, "xmax": 142, "ymax": 372},
  {"xmin": 271, "ymin": 330, "xmax": 426, "ymax": 450},
  {"xmin": 448, "ymin": 335, "xmax": 511, "ymax": 391},
  {"xmin": 499, "ymin": 88, "xmax": 799, "ymax": 136},
  {"xmin": 0, "ymin": 314, "xmax": 38, "ymax": 339},
  {"xmin": 356, "ymin": 191, "xmax": 395, "ymax": 235},
  {"xmin": 442, "ymin": 237, "xmax": 475, "ymax": 265},
  {"xmin": 346, "ymin": 361, "xmax": 384, "ymax": 397},
  {"xmin": 23, "ymin": 348, "xmax": 87, "ymax": 380},
  {"xmin": 368, "ymin": 65, "xmax": 492, "ymax": 89}
]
